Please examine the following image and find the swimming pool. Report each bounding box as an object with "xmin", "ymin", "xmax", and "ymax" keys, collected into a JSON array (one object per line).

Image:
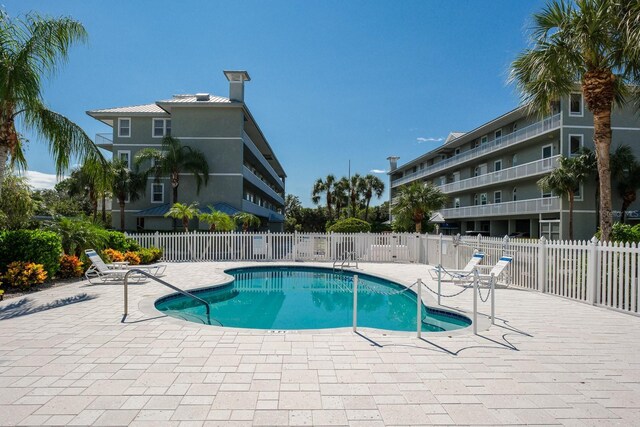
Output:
[{"xmin": 155, "ymin": 266, "xmax": 471, "ymax": 332}]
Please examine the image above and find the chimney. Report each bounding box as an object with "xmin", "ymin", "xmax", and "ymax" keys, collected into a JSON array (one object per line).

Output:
[
  {"xmin": 223, "ymin": 70, "xmax": 251, "ymax": 102},
  {"xmin": 387, "ymin": 156, "xmax": 400, "ymax": 172}
]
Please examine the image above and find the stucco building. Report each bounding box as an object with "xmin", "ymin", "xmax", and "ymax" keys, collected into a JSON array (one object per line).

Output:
[
  {"xmin": 88, "ymin": 71, "xmax": 286, "ymax": 232},
  {"xmin": 389, "ymin": 93, "xmax": 640, "ymax": 240}
]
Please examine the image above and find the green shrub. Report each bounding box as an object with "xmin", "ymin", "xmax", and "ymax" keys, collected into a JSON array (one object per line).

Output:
[
  {"xmin": 327, "ymin": 218, "xmax": 371, "ymax": 233},
  {"xmin": 50, "ymin": 217, "xmax": 106, "ymax": 256},
  {"xmin": 136, "ymin": 247, "xmax": 163, "ymax": 264},
  {"xmin": 97, "ymin": 230, "xmax": 140, "ymax": 252},
  {"xmin": 596, "ymin": 223, "xmax": 640, "ymax": 243},
  {"xmin": 0, "ymin": 230, "xmax": 62, "ymax": 277}
]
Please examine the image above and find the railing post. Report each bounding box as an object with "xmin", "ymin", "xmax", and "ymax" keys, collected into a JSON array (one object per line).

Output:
[
  {"xmin": 437, "ymin": 263, "xmax": 442, "ymax": 306},
  {"xmin": 438, "ymin": 233, "xmax": 443, "ymax": 268},
  {"xmin": 352, "ymin": 275, "xmax": 358, "ymax": 332},
  {"xmin": 537, "ymin": 236, "xmax": 547, "ymax": 293},
  {"xmin": 587, "ymin": 236, "xmax": 599, "ymax": 305},
  {"xmin": 124, "ymin": 271, "xmax": 129, "ymax": 318},
  {"xmin": 490, "ymin": 273, "xmax": 495, "ymax": 325},
  {"xmin": 416, "ymin": 278, "xmax": 423, "ymax": 338},
  {"xmin": 473, "ymin": 268, "xmax": 478, "ymax": 335}
]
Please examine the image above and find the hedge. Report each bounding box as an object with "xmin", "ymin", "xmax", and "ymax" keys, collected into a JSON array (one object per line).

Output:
[
  {"xmin": 0, "ymin": 230, "xmax": 63, "ymax": 277},
  {"xmin": 97, "ymin": 229, "xmax": 141, "ymax": 252},
  {"xmin": 327, "ymin": 218, "xmax": 372, "ymax": 233}
]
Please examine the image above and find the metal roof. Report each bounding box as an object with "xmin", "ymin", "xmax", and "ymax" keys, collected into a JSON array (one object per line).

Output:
[
  {"xmin": 200, "ymin": 202, "xmax": 240, "ymax": 216},
  {"xmin": 158, "ymin": 94, "xmax": 231, "ymax": 104},
  {"xmin": 87, "ymin": 103, "xmax": 167, "ymax": 114}
]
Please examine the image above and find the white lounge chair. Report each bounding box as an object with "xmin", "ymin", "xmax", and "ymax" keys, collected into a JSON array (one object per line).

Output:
[
  {"xmin": 84, "ymin": 250, "xmax": 166, "ymax": 284},
  {"xmin": 454, "ymin": 256, "xmax": 513, "ymax": 287},
  {"xmin": 429, "ymin": 252, "xmax": 485, "ymax": 280}
]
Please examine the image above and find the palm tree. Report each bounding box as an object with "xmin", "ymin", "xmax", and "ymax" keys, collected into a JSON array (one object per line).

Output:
[
  {"xmin": 332, "ymin": 178, "xmax": 350, "ymax": 219},
  {"xmin": 135, "ymin": 135, "xmax": 209, "ymax": 205},
  {"xmin": 611, "ymin": 145, "xmax": 640, "ymax": 223},
  {"xmin": 510, "ymin": 0, "xmax": 640, "ymax": 242},
  {"xmin": 0, "ymin": 12, "xmax": 104, "ymax": 194},
  {"xmin": 391, "ymin": 182, "xmax": 447, "ymax": 233},
  {"xmin": 111, "ymin": 159, "xmax": 146, "ymax": 231},
  {"xmin": 348, "ymin": 174, "xmax": 364, "ymax": 218},
  {"xmin": 361, "ymin": 174, "xmax": 385, "ymax": 221},
  {"xmin": 199, "ymin": 208, "xmax": 235, "ymax": 232},
  {"xmin": 165, "ymin": 202, "xmax": 199, "ymax": 232},
  {"xmin": 311, "ymin": 175, "xmax": 336, "ymax": 219},
  {"xmin": 538, "ymin": 156, "xmax": 589, "ymax": 240},
  {"xmin": 233, "ymin": 212, "xmax": 261, "ymax": 232}
]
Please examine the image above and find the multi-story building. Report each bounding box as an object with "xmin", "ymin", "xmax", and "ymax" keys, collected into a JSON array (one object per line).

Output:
[
  {"xmin": 388, "ymin": 93, "xmax": 640, "ymax": 240},
  {"xmin": 88, "ymin": 70, "xmax": 286, "ymax": 232}
]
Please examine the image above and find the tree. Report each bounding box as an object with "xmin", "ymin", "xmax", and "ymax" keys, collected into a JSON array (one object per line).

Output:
[
  {"xmin": 510, "ymin": 0, "xmax": 640, "ymax": 242},
  {"xmin": 111, "ymin": 159, "xmax": 146, "ymax": 231},
  {"xmin": 0, "ymin": 173, "xmax": 34, "ymax": 229},
  {"xmin": 233, "ymin": 212, "xmax": 261, "ymax": 232},
  {"xmin": 332, "ymin": 178, "xmax": 350, "ymax": 219},
  {"xmin": 361, "ymin": 174, "xmax": 385, "ymax": 222},
  {"xmin": 198, "ymin": 208, "xmax": 235, "ymax": 232},
  {"xmin": 65, "ymin": 159, "xmax": 110, "ymax": 222},
  {"xmin": 611, "ymin": 145, "xmax": 640, "ymax": 223},
  {"xmin": 165, "ymin": 202, "xmax": 199, "ymax": 232},
  {"xmin": 135, "ymin": 135, "xmax": 209, "ymax": 205},
  {"xmin": 284, "ymin": 194, "xmax": 303, "ymax": 232},
  {"xmin": 311, "ymin": 175, "xmax": 336, "ymax": 219},
  {"xmin": 538, "ymin": 156, "xmax": 588, "ymax": 240},
  {"xmin": 391, "ymin": 182, "xmax": 447, "ymax": 233},
  {"xmin": 0, "ymin": 12, "xmax": 104, "ymax": 194},
  {"xmin": 347, "ymin": 174, "xmax": 364, "ymax": 218}
]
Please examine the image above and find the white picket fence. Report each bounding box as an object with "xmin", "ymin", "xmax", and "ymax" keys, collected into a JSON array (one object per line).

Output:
[{"xmin": 125, "ymin": 231, "xmax": 640, "ymax": 315}]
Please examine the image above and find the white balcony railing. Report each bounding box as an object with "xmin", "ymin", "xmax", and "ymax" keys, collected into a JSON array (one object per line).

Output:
[
  {"xmin": 242, "ymin": 165, "xmax": 285, "ymax": 205},
  {"xmin": 95, "ymin": 133, "xmax": 113, "ymax": 148},
  {"xmin": 437, "ymin": 155, "xmax": 560, "ymax": 194},
  {"xmin": 391, "ymin": 113, "xmax": 561, "ymax": 188},
  {"xmin": 439, "ymin": 196, "xmax": 560, "ymax": 219},
  {"xmin": 242, "ymin": 131, "xmax": 284, "ymax": 189}
]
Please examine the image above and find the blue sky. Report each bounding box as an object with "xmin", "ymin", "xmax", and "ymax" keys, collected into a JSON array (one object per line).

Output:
[{"xmin": 9, "ymin": 0, "xmax": 546, "ymax": 205}]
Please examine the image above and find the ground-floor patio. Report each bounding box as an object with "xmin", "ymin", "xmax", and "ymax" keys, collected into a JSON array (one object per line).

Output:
[{"xmin": 1, "ymin": 262, "xmax": 639, "ymax": 426}]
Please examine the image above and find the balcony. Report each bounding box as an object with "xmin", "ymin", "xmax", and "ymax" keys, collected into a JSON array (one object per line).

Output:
[
  {"xmin": 439, "ymin": 196, "xmax": 560, "ymax": 219},
  {"xmin": 95, "ymin": 133, "xmax": 113, "ymax": 150},
  {"xmin": 242, "ymin": 200, "xmax": 285, "ymax": 222},
  {"xmin": 243, "ymin": 131, "xmax": 284, "ymax": 189},
  {"xmin": 391, "ymin": 113, "xmax": 561, "ymax": 188},
  {"xmin": 242, "ymin": 165, "xmax": 285, "ymax": 205},
  {"xmin": 437, "ymin": 155, "xmax": 560, "ymax": 194}
]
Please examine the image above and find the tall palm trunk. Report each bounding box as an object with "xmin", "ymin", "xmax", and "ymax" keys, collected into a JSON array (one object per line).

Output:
[
  {"xmin": 568, "ymin": 191, "xmax": 575, "ymax": 241},
  {"xmin": 364, "ymin": 197, "xmax": 371, "ymax": 222},
  {"xmin": 326, "ymin": 192, "xmax": 333, "ymax": 220},
  {"xmin": 119, "ymin": 199, "xmax": 126, "ymax": 231},
  {"xmin": 0, "ymin": 145, "xmax": 9, "ymax": 194},
  {"xmin": 171, "ymin": 172, "xmax": 179, "ymax": 231},
  {"xmin": 583, "ymin": 70, "xmax": 614, "ymax": 241},
  {"xmin": 414, "ymin": 212, "xmax": 424, "ymax": 233},
  {"xmin": 621, "ymin": 191, "xmax": 636, "ymax": 223}
]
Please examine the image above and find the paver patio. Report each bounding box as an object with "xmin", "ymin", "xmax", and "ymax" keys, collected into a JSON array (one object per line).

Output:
[{"xmin": 1, "ymin": 261, "xmax": 639, "ymax": 426}]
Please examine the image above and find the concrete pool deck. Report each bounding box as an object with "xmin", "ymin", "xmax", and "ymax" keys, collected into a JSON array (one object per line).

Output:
[{"xmin": 1, "ymin": 261, "xmax": 639, "ymax": 426}]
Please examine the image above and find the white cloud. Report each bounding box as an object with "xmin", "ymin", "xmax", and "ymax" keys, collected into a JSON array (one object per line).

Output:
[
  {"xmin": 20, "ymin": 170, "xmax": 66, "ymax": 189},
  {"xmin": 416, "ymin": 136, "xmax": 443, "ymax": 143},
  {"xmin": 370, "ymin": 169, "xmax": 386, "ymax": 174}
]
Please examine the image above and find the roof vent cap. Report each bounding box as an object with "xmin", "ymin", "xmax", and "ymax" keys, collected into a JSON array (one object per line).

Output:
[{"xmin": 195, "ymin": 93, "xmax": 210, "ymax": 101}]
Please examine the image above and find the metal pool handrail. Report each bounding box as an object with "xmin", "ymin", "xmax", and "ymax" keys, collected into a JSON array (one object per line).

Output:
[{"xmin": 123, "ymin": 269, "xmax": 218, "ymax": 326}]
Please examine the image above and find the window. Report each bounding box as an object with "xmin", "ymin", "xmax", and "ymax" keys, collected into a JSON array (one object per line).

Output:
[
  {"xmin": 569, "ymin": 93, "xmax": 583, "ymax": 116},
  {"xmin": 412, "ymin": 166, "xmax": 417, "ymax": 173},
  {"xmin": 480, "ymin": 136, "xmax": 488, "ymax": 145},
  {"xmin": 512, "ymin": 187, "xmax": 517, "ymax": 201},
  {"xmin": 117, "ymin": 150, "xmax": 131, "ymax": 168},
  {"xmin": 454, "ymin": 148, "xmax": 460, "ymax": 156},
  {"xmin": 569, "ymin": 134, "xmax": 583, "ymax": 156},
  {"xmin": 542, "ymin": 189, "xmax": 553, "ymax": 198},
  {"xmin": 439, "ymin": 175, "xmax": 446, "ymax": 186},
  {"xmin": 118, "ymin": 118, "xmax": 131, "ymax": 137},
  {"xmin": 419, "ymin": 163, "xmax": 424, "ymax": 170},
  {"xmin": 474, "ymin": 166, "xmax": 480, "ymax": 177},
  {"xmin": 473, "ymin": 193, "xmax": 479, "ymax": 206},
  {"xmin": 480, "ymin": 193, "xmax": 488, "ymax": 205},
  {"xmin": 542, "ymin": 144, "xmax": 553, "ymax": 159},
  {"xmin": 494, "ymin": 160, "xmax": 502, "ymax": 172},
  {"xmin": 512, "ymin": 154, "xmax": 518, "ymax": 166},
  {"xmin": 494, "ymin": 129, "xmax": 502, "ymax": 140},
  {"xmin": 494, "ymin": 191, "xmax": 502, "ymax": 204},
  {"xmin": 153, "ymin": 118, "xmax": 171, "ymax": 137},
  {"xmin": 454, "ymin": 198, "xmax": 460, "ymax": 208},
  {"xmin": 513, "ymin": 122, "xmax": 518, "ymax": 132},
  {"xmin": 574, "ymin": 184, "xmax": 583, "ymax": 201},
  {"xmin": 452, "ymin": 171, "xmax": 460, "ymax": 182},
  {"xmin": 136, "ymin": 217, "xmax": 145, "ymax": 231},
  {"xmin": 151, "ymin": 183, "xmax": 164, "ymax": 203}
]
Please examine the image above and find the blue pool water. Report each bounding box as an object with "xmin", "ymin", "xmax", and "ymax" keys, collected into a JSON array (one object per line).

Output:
[{"xmin": 155, "ymin": 266, "xmax": 471, "ymax": 332}]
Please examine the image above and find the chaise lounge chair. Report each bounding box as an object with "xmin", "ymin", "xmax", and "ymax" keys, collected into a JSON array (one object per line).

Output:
[
  {"xmin": 452, "ymin": 256, "xmax": 513, "ymax": 287},
  {"xmin": 84, "ymin": 250, "xmax": 166, "ymax": 284},
  {"xmin": 429, "ymin": 252, "xmax": 485, "ymax": 281}
]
